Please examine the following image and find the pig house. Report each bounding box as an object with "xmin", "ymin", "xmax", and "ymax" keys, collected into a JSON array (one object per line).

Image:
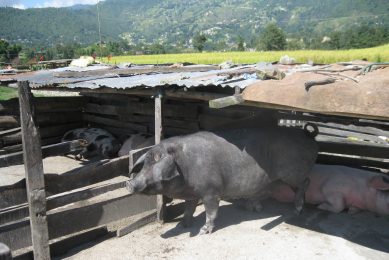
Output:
[{"xmin": 0, "ymin": 63, "xmax": 388, "ymax": 259}]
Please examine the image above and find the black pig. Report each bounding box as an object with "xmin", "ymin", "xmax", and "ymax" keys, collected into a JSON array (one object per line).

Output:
[{"xmin": 126, "ymin": 127, "xmax": 317, "ymax": 234}]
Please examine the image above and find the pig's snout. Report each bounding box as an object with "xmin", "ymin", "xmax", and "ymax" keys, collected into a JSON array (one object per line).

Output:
[{"xmin": 126, "ymin": 180, "xmax": 136, "ymax": 195}]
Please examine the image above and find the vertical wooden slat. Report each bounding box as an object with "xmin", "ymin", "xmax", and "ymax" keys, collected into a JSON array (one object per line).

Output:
[
  {"xmin": 155, "ymin": 90, "xmax": 166, "ymax": 223},
  {"xmin": 18, "ymin": 81, "xmax": 51, "ymax": 260}
]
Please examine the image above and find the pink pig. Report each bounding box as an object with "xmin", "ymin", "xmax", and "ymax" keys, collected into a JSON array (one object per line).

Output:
[{"xmin": 271, "ymin": 164, "xmax": 389, "ymax": 215}]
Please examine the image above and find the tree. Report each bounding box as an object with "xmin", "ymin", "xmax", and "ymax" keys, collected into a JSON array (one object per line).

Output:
[
  {"xmin": 0, "ymin": 40, "xmax": 22, "ymax": 62},
  {"xmin": 257, "ymin": 23, "xmax": 286, "ymax": 51},
  {"xmin": 193, "ymin": 33, "xmax": 207, "ymax": 52},
  {"xmin": 237, "ymin": 36, "xmax": 245, "ymax": 51}
]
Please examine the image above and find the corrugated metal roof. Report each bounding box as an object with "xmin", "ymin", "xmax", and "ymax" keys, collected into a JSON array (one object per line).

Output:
[{"xmin": 16, "ymin": 64, "xmax": 262, "ymax": 90}]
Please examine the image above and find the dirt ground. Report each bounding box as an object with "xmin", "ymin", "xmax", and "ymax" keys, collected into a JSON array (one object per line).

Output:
[
  {"xmin": 0, "ymin": 156, "xmax": 100, "ymax": 186},
  {"xmin": 58, "ymin": 200, "xmax": 389, "ymax": 260}
]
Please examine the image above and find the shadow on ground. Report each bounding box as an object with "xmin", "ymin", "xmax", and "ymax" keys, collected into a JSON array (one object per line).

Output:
[{"xmin": 161, "ymin": 199, "xmax": 389, "ymax": 253}]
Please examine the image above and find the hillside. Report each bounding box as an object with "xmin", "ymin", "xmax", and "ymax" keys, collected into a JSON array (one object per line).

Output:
[{"xmin": 1, "ymin": 0, "xmax": 388, "ymax": 47}]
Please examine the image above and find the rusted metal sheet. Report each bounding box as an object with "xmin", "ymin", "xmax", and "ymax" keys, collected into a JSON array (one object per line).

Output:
[{"xmin": 242, "ymin": 67, "xmax": 389, "ymax": 120}]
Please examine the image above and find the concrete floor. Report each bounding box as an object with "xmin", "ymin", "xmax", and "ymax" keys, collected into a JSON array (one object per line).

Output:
[{"xmin": 58, "ymin": 200, "xmax": 389, "ymax": 260}]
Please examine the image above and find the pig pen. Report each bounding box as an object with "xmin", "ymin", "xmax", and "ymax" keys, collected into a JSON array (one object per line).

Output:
[{"xmin": 1, "ymin": 63, "xmax": 389, "ymax": 259}]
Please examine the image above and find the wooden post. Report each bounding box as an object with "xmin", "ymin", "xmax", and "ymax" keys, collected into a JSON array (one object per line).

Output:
[
  {"xmin": 155, "ymin": 89, "xmax": 166, "ymax": 223},
  {"xmin": 18, "ymin": 81, "xmax": 51, "ymax": 260}
]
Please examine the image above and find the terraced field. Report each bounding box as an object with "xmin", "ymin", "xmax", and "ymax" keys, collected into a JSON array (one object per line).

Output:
[{"xmin": 103, "ymin": 44, "xmax": 389, "ymax": 65}]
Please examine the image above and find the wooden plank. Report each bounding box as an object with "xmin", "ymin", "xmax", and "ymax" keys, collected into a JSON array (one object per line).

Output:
[
  {"xmin": 0, "ymin": 190, "xmax": 156, "ymax": 251},
  {"xmin": 315, "ymin": 122, "xmax": 389, "ymax": 138},
  {"xmin": 37, "ymin": 112, "xmax": 83, "ymax": 127},
  {"xmin": 164, "ymin": 127, "xmax": 194, "ymax": 136},
  {"xmin": 209, "ymin": 94, "xmax": 244, "ymax": 109},
  {"xmin": 0, "ymin": 97, "xmax": 85, "ymax": 114},
  {"xmin": 117, "ymin": 210, "xmax": 157, "ymax": 237},
  {"xmin": 163, "ymin": 118, "xmax": 199, "ymax": 130},
  {"xmin": 0, "ymin": 178, "xmax": 126, "ymax": 225},
  {"xmin": 118, "ymin": 114, "xmax": 154, "ymax": 124},
  {"xmin": 18, "ymin": 81, "xmax": 51, "ymax": 259},
  {"xmin": 83, "ymin": 114, "xmax": 147, "ymax": 132},
  {"xmin": 85, "ymin": 103, "xmax": 118, "ymax": 116},
  {"xmin": 316, "ymin": 135, "xmax": 389, "ymax": 159},
  {"xmin": 0, "ymin": 140, "xmax": 86, "ymax": 167},
  {"xmin": 45, "ymin": 156, "xmax": 129, "ymax": 195},
  {"xmin": 155, "ymin": 92, "xmax": 166, "ymax": 223},
  {"xmin": 0, "ymin": 127, "xmax": 21, "ymax": 137},
  {"xmin": 1, "ymin": 123, "xmax": 82, "ymax": 146},
  {"xmin": 316, "ymin": 126, "xmax": 387, "ymax": 144},
  {"xmin": 199, "ymin": 114, "xmax": 236, "ymax": 130},
  {"xmin": 317, "ymin": 153, "xmax": 389, "ymax": 170},
  {"xmin": 81, "ymin": 92, "xmax": 140, "ymax": 102},
  {"xmin": 55, "ymin": 65, "xmax": 220, "ymax": 78}
]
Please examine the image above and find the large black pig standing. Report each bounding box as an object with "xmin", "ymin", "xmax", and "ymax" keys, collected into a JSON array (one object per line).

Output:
[{"xmin": 126, "ymin": 127, "xmax": 318, "ymax": 234}]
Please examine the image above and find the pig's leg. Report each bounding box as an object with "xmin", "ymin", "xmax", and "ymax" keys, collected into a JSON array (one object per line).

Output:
[
  {"xmin": 199, "ymin": 196, "xmax": 219, "ymax": 235},
  {"xmin": 317, "ymin": 194, "xmax": 345, "ymax": 213},
  {"xmin": 179, "ymin": 199, "xmax": 199, "ymax": 228},
  {"xmin": 294, "ymin": 178, "xmax": 310, "ymax": 215}
]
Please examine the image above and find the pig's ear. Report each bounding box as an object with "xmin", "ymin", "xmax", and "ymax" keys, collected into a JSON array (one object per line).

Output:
[
  {"xmin": 131, "ymin": 152, "xmax": 147, "ymax": 174},
  {"xmin": 160, "ymin": 155, "xmax": 180, "ymax": 181},
  {"xmin": 369, "ymin": 176, "xmax": 389, "ymax": 191}
]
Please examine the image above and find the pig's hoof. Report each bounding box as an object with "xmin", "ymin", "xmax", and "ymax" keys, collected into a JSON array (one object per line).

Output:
[{"xmin": 199, "ymin": 225, "xmax": 214, "ymax": 235}]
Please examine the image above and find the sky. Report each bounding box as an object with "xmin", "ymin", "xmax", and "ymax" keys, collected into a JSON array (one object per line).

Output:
[{"xmin": 0, "ymin": 0, "xmax": 104, "ymax": 9}]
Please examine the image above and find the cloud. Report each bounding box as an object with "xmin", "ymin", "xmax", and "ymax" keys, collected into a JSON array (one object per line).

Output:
[
  {"xmin": 12, "ymin": 4, "xmax": 26, "ymax": 9},
  {"xmin": 36, "ymin": 0, "xmax": 105, "ymax": 8},
  {"xmin": 0, "ymin": 0, "xmax": 25, "ymax": 9}
]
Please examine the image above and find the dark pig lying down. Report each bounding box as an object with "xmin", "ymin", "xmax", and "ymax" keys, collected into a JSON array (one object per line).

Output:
[
  {"xmin": 271, "ymin": 164, "xmax": 389, "ymax": 215},
  {"xmin": 126, "ymin": 128, "xmax": 318, "ymax": 234}
]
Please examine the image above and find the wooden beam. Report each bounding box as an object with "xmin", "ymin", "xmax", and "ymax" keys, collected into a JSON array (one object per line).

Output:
[
  {"xmin": 45, "ymin": 156, "xmax": 129, "ymax": 195},
  {"xmin": 316, "ymin": 135, "xmax": 389, "ymax": 159},
  {"xmin": 117, "ymin": 210, "xmax": 157, "ymax": 237},
  {"xmin": 54, "ymin": 65, "xmax": 220, "ymax": 78},
  {"xmin": 0, "ymin": 139, "xmax": 86, "ymax": 167},
  {"xmin": 1, "ymin": 122, "xmax": 83, "ymax": 146},
  {"xmin": 155, "ymin": 90, "xmax": 166, "ymax": 223},
  {"xmin": 0, "ymin": 190, "xmax": 156, "ymax": 252},
  {"xmin": 83, "ymin": 114, "xmax": 147, "ymax": 132},
  {"xmin": 0, "ymin": 178, "xmax": 126, "ymax": 225},
  {"xmin": 209, "ymin": 94, "xmax": 244, "ymax": 109},
  {"xmin": 0, "ymin": 156, "xmax": 130, "ymax": 209},
  {"xmin": 18, "ymin": 81, "xmax": 51, "ymax": 259},
  {"xmin": 317, "ymin": 153, "xmax": 389, "ymax": 170}
]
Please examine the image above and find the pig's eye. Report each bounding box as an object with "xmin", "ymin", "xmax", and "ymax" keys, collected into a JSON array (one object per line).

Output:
[{"xmin": 154, "ymin": 153, "xmax": 162, "ymax": 162}]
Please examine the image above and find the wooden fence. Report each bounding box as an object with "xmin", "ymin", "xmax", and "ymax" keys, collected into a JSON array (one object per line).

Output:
[{"xmin": 1, "ymin": 89, "xmax": 388, "ymax": 258}]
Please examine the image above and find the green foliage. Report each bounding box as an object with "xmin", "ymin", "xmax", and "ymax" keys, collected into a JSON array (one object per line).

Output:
[
  {"xmin": 258, "ymin": 23, "xmax": 287, "ymax": 51},
  {"xmin": 0, "ymin": 86, "xmax": 18, "ymax": 100},
  {"xmin": 1, "ymin": 0, "xmax": 389, "ymax": 56},
  {"xmin": 0, "ymin": 40, "xmax": 22, "ymax": 63},
  {"xmin": 193, "ymin": 34, "xmax": 207, "ymax": 52},
  {"xmin": 237, "ymin": 36, "xmax": 245, "ymax": 52},
  {"xmin": 2, "ymin": 0, "xmax": 387, "ymax": 51}
]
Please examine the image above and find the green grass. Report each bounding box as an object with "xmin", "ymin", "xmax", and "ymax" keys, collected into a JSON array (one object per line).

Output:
[
  {"xmin": 0, "ymin": 86, "xmax": 18, "ymax": 101},
  {"xmin": 102, "ymin": 44, "xmax": 389, "ymax": 65}
]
